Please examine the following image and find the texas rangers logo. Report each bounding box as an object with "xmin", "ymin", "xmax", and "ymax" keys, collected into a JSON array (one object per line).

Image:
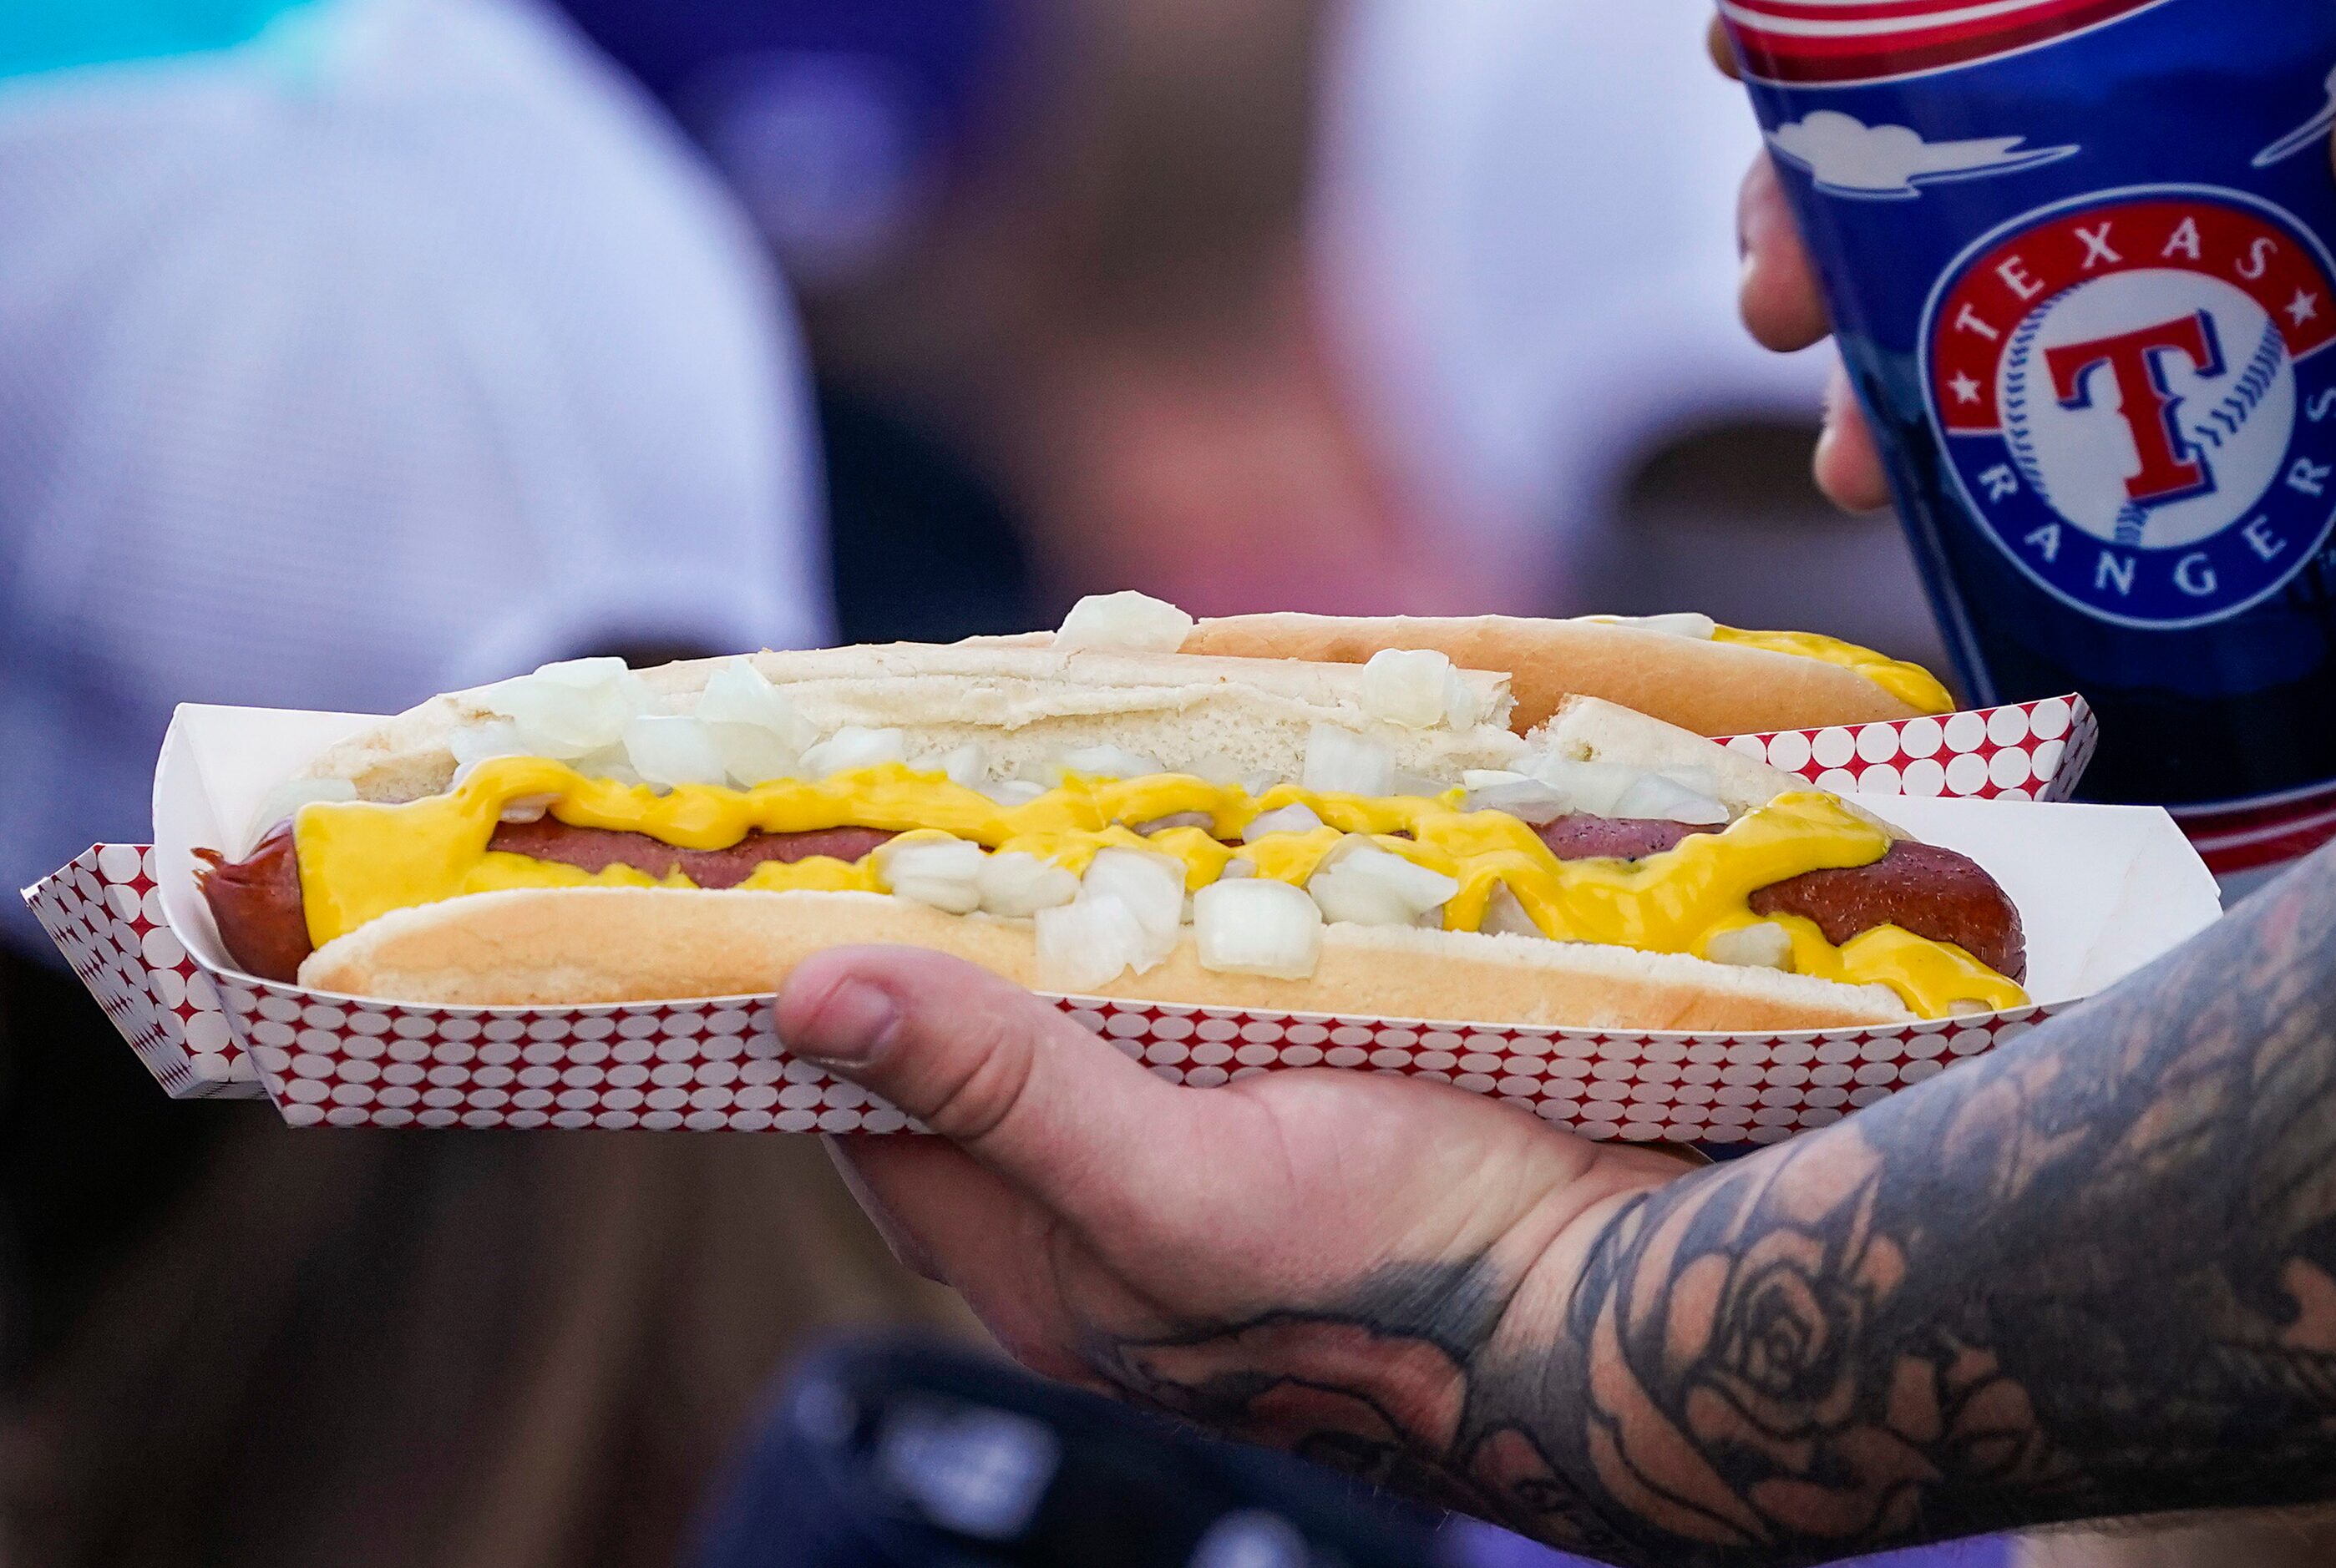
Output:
[{"xmin": 1923, "ymin": 187, "xmax": 2336, "ymax": 629}]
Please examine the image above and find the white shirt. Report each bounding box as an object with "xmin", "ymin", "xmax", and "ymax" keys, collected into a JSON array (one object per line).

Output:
[{"xmin": 0, "ymin": 0, "xmax": 830, "ymax": 950}]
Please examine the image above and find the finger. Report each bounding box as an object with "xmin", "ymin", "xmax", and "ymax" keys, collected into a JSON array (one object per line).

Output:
[
  {"xmin": 827, "ymin": 1133, "xmax": 1100, "ymax": 1382},
  {"xmin": 1707, "ymin": 13, "xmax": 1741, "ymax": 80},
  {"xmin": 1814, "ymin": 360, "xmax": 1894, "ymax": 514},
  {"xmin": 1739, "ymin": 154, "xmax": 1832, "ymax": 352},
  {"xmin": 822, "ymin": 1131, "xmax": 945, "ymax": 1280},
  {"xmin": 778, "ymin": 947, "xmax": 1200, "ymax": 1222}
]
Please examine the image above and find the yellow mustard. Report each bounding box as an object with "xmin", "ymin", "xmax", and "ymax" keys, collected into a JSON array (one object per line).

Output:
[
  {"xmin": 292, "ymin": 759, "xmax": 2025, "ymax": 1018},
  {"xmin": 1710, "ymin": 625, "xmax": 1955, "ymax": 715}
]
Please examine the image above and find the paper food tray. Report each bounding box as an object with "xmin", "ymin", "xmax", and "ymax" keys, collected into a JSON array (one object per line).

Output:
[{"xmin": 30, "ymin": 692, "xmax": 2201, "ymax": 1146}]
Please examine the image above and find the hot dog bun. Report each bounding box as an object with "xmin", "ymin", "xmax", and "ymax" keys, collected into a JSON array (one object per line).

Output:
[
  {"xmin": 978, "ymin": 612, "xmax": 1935, "ymax": 735},
  {"xmin": 297, "ymin": 887, "xmax": 1914, "ymax": 1028},
  {"xmin": 303, "ymin": 642, "xmax": 1523, "ymax": 802},
  {"xmin": 1179, "ymin": 615, "xmax": 1928, "ymax": 735}
]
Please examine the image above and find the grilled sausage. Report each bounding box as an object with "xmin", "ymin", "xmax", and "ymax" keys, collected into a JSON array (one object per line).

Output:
[{"xmin": 1531, "ymin": 815, "xmax": 2024, "ymax": 981}]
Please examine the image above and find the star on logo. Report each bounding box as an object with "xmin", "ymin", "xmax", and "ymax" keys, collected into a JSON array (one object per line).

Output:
[
  {"xmin": 2288, "ymin": 287, "xmax": 2321, "ymax": 327},
  {"xmin": 1948, "ymin": 371, "xmax": 1983, "ymax": 404}
]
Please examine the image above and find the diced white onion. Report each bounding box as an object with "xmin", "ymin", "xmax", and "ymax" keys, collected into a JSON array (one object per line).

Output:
[
  {"xmin": 1520, "ymin": 756, "xmax": 1640, "ymax": 816},
  {"xmin": 1302, "ymin": 725, "xmax": 1397, "ymax": 797},
  {"xmin": 977, "ymin": 852, "xmax": 1081, "ymax": 917},
  {"xmin": 1465, "ymin": 779, "xmax": 1576, "ymax": 826},
  {"xmin": 1241, "ymin": 802, "xmax": 1325, "ymax": 842},
  {"xmin": 472, "ymin": 657, "xmax": 650, "ymax": 759},
  {"xmin": 1659, "ymin": 766, "xmax": 1719, "ymax": 800},
  {"xmin": 1218, "ymin": 857, "xmax": 1257, "ymax": 879},
  {"xmin": 1587, "ymin": 612, "xmax": 1717, "ymax": 640},
  {"xmin": 706, "ymin": 721, "xmax": 800, "ymax": 787},
  {"xmin": 1361, "ymin": 648, "xmax": 1456, "ymax": 729},
  {"xmin": 1241, "ymin": 771, "xmax": 1282, "ymax": 797},
  {"xmin": 1442, "ymin": 676, "xmax": 1488, "ymax": 731},
  {"xmin": 539, "ymin": 654, "xmax": 632, "ymax": 682},
  {"xmin": 241, "ymin": 777, "xmax": 357, "ymax": 856},
  {"xmin": 1193, "ymin": 880, "xmax": 1323, "ymax": 979},
  {"xmin": 980, "ymin": 779, "xmax": 1048, "ymax": 807},
  {"xmin": 936, "ymin": 743, "xmax": 989, "ymax": 788},
  {"xmin": 675, "ymin": 660, "xmax": 815, "ymax": 784},
  {"xmin": 1510, "ymin": 751, "xmax": 1728, "ymax": 826},
  {"xmin": 622, "ymin": 716, "xmax": 730, "ymax": 789},
  {"xmin": 1391, "ymin": 772, "xmax": 1448, "ymax": 799},
  {"xmin": 1078, "ymin": 848, "xmax": 1186, "ymax": 962},
  {"xmin": 1612, "ymin": 773, "xmax": 1729, "ymax": 826},
  {"xmin": 1706, "ymin": 922, "xmax": 1796, "ymax": 971},
  {"xmin": 1184, "ymin": 753, "xmax": 1244, "ymax": 786},
  {"xmin": 567, "ymin": 746, "xmax": 645, "ymax": 788},
  {"xmin": 449, "ymin": 721, "xmax": 530, "ymax": 781},
  {"xmin": 692, "ymin": 659, "xmax": 818, "ymax": 751},
  {"xmin": 1035, "ymin": 895, "xmax": 1156, "ymax": 993},
  {"xmin": 497, "ymin": 792, "xmax": 560, "ymax": 825},
  {"xmin": 1053, "ymin": 590, "xmax": 1195, "ymax": 654},
  {"xmin": 875, "ymin": 835, "xmax": 986, "ymax": 915},
  {"xmin": 1462, "ymin": 769, "xmax": 1529, "ymax": 790},
  {"xmin": 1480, "ymin": 883, "xmax": 1544, "ymax": 938},
  {"xmin": 800, "ymin": 726, "xmax": 909, "ymax": 779},
  {"xmin": 1360, "ymin": 647, "xmax": 1488, "ymax": 731},
  {"xmin": 1307, "ymin": 842, "xmax": 1460, "ymax": 928},
  {"xmin": 1054, "ymin": 744, "xmax": 1163, "ymax": 781}
]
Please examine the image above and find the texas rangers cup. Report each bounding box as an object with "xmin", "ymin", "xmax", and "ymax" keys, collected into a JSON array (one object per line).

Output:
[{"xmin": 1721, "ymin": 0, "xmax": 2336, "ymax": 894}]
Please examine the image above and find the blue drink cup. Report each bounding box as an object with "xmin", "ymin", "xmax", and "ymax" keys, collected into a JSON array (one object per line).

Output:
[{"xmin": 1720, "ymin": 0, "xmax": 2336, "ymax": 892}]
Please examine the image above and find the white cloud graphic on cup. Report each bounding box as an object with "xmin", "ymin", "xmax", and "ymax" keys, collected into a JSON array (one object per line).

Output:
[{"xmin": 1767, "ymin": 110, "xmax": 2078, "ymax": 200}]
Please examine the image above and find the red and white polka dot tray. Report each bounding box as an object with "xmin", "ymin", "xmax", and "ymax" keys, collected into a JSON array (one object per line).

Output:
[
  {"xmin": 20, "ymin": 695, "xmax": 2098, "ymax": 1144},
  {"xmin": 1721, "ymin": 693, "xmax": 2094, "ymax": 802},
  {"xmin": 22, "ymin": 842, "xmax": 2060, "ymax": 1146}
]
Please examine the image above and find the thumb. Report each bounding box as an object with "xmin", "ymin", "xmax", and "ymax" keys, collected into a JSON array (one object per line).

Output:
[{"xmin": 777, "ymin": 946, "xmax": 1199, "ymax": 1211}]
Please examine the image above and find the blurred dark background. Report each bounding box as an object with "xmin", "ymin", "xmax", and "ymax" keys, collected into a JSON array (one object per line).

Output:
[{"xmin": 0, "ymin": 2, "xmax": 1958, "ymax": 1566}]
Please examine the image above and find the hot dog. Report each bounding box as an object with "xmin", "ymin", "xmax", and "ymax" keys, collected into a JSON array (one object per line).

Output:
[
  {"xmin": 191, "ymin": 634, "xmax": 2029, "ymax": 1029},
  {"xmin": 202, "ymin": 812, "xmax": 2020, "ymax": 988}
]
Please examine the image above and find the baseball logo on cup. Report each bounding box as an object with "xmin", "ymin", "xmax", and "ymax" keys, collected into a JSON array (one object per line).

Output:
[{"xmin": 1923, "ymin": 187, "xmax": 2336, "ymax": 629}]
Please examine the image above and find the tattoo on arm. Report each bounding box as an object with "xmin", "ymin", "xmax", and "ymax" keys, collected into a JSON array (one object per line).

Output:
[{"xmin": 1092, "ymin": 851, "xmax": 2336, "ymax": 1566}]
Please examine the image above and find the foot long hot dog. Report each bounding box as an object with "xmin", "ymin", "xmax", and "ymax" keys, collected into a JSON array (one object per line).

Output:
[
  {"xmin": 192, "ymin": 632, "xmax": 2027, "ymax": 1029},
  {"xmin": 201, "ymin": 808, "xmax": 2020, "ymax": 994}
]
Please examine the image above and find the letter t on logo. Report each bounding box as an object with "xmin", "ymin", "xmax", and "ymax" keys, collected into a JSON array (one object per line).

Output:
[{"xmin": 2045, "ymin": 311, "xmax": 2227, "ymax": 506}]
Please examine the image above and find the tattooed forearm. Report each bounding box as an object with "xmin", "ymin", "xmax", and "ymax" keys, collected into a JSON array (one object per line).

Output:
[{"xmin": 1098, "ymin": 847, "xmax": 2336, "ymax": 1566}]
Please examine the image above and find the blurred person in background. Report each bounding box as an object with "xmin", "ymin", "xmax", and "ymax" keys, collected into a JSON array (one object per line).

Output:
[
  {"xmin": 552, "ymin": 0, "xmax": 1046, "ymax": 645},
  {"xmin": 0, "ymin": 2, "xmax": 963, "ymax": 1564},
  {"xmin": 565, "ymin": 0, "xmax": 1499, "ymax": 620},
  {"xmin": 1310, "ymin": 0, "xmax": 1951, "ymax": 670},
  {"xmin": 564, "ymin": 0, "xmax": 1952, "ymax": 677}
]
